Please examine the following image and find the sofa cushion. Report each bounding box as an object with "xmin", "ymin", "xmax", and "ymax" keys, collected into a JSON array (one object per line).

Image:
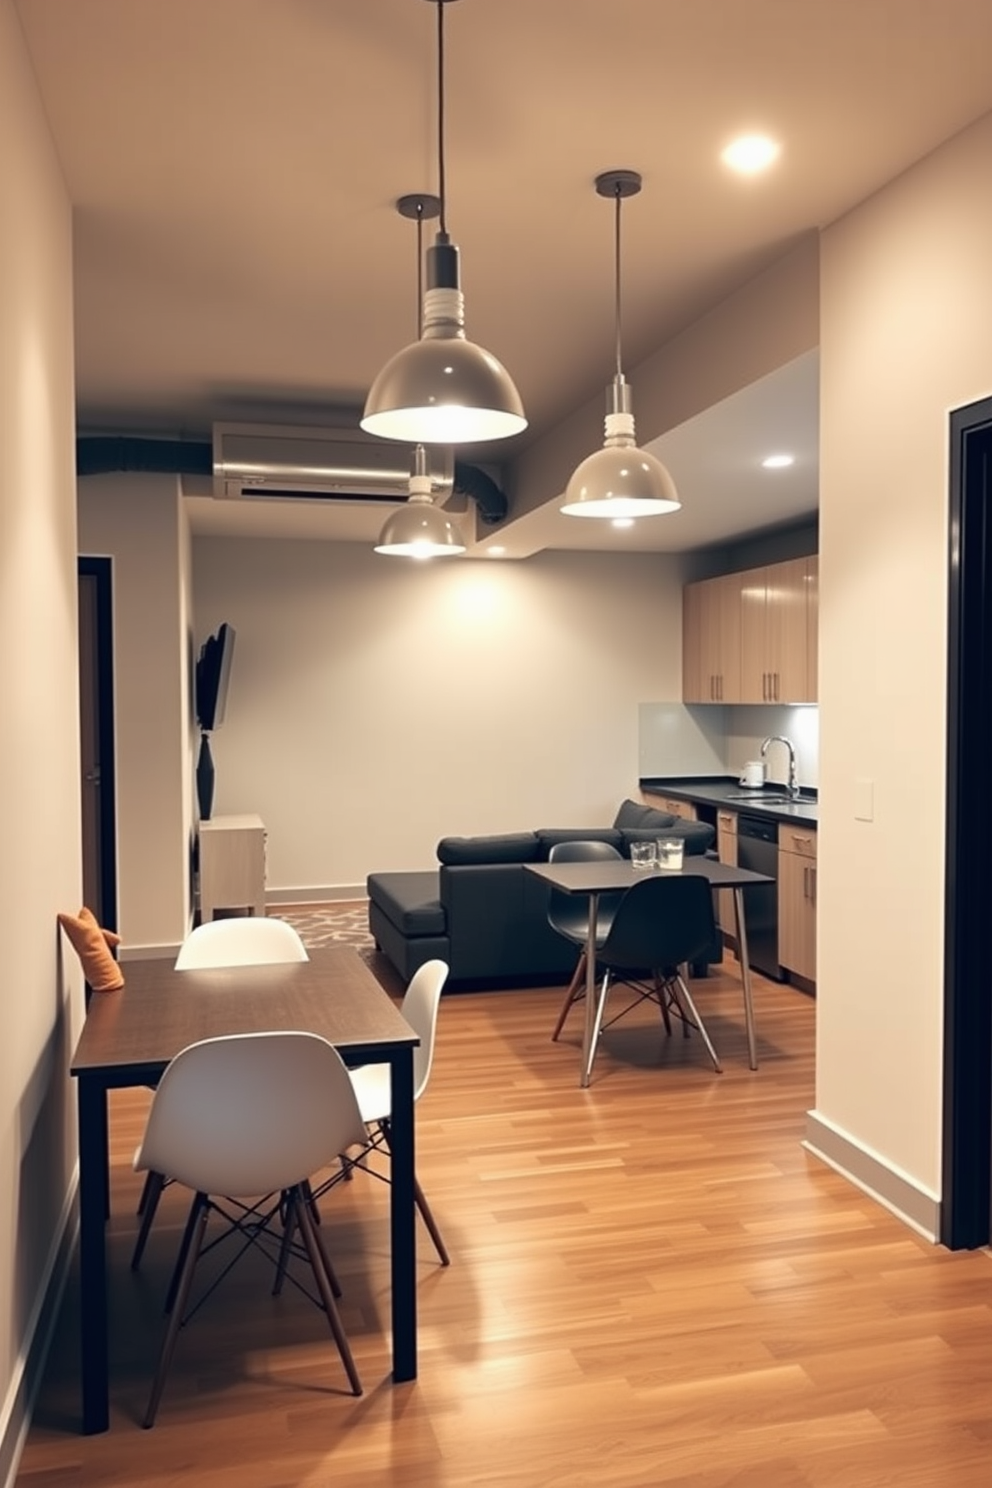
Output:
[
  {"xmin": 620, "ymin": 821, "xmax": 715, "ymax": 856},
  {"xmin": 436, "ymin": 832, "xmax": 540, "ymax": 866},
  {"xmin": 613, "ymin": 798, "xmax": 678, "ymax": 830},
  {"xmin": 535, "ymin": 827, "xmax": 624, "ymax": 858},
  {"xmin": 366, "ymin": 871, "xmax": 446, "ymax": 935}
]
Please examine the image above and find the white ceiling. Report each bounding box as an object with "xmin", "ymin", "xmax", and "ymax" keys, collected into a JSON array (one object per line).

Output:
[{"xmin": 16, "ymin": 0, "xmax": 992, "ymax": 554}]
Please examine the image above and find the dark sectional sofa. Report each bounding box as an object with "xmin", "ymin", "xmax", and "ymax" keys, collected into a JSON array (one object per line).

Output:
[{"xmin": 367, "ymin": 799, "xmax": 717, "ymax": 988}]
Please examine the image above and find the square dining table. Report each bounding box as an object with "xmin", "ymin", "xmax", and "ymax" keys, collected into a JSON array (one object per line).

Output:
[
  {"xmin": 70, "ymin": 944, "xmax": 419, "ymax": 1434},
  {"xmin": 525, "ymin": 855, "xmax": 773, "ymax": 1085}
]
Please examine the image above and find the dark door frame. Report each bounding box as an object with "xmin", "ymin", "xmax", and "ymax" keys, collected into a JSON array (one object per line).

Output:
[
  {"xmin": 942, "ymin": 395, "xmax": 992, "ymax": 1247},
  {"xmin": 78, "ymin": 556, "xmax": 118, "ymax": 933}
]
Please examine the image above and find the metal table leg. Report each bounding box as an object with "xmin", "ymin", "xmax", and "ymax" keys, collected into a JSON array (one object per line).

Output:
[
  {"xmin": 732, "ymin": 887, "xmax": 759, "ymax": 1070},
  {"xmin": 387, "ymin": 1047, "xmax": 417, "ymax": 1381},
  {"xmin": 78, "ymin": 1077, "xmax": 110, "ymax": 1433},
  {"xmin": 579, "ymin": 891, "xmax": 600, "ymax": 1089}
]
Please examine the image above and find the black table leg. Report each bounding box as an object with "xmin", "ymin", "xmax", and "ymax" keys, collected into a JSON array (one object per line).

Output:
[
  {"xmin": 388, "ymin": 1048, "xmax": 417, "ymax": 1382},
  {"xmin": 78, "ymin": 1076, "xmax": 110, "ymax": 1433}
]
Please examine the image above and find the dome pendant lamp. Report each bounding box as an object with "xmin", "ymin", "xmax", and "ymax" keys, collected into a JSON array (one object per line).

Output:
[
  {"xmin": 361, "ymin": 0, "xmax": 526, "ymax": 446},
  {"xmin": 561, "ymin": 170, "xmax": 680, "ymax": 519},
  {"xmin": 374, "ymin": 443, "xmax": 466, "ymax": 558},
  {"xmin": 375, "ymin": 193, "xmax": 466, "ymax": 558}
]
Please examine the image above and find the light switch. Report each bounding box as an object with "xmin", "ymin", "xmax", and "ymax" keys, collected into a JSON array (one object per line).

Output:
[{"xmin": 854, "ymin": 777, "xmax": 874, "ymax": 822}]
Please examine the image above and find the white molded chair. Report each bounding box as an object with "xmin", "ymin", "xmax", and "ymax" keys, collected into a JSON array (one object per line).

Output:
[
  {"xmin": 314, "ymin": 958, "xmax": 450, "ymax": 1266},
  {"xmin": 132, "ymin": 914, "xmax": 309, "ymax": 1267},
  {"xmin": 174, "ymin": 914, "xmax": 308, "ymax": 970},
  {"xmin": 134, "ymin": 1030, "xmax": 368, "ymax": 1427}
]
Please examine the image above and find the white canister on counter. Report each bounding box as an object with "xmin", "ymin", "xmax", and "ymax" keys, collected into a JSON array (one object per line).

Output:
[{"xmin": 739, "ymin": 760, "xmax": 765, "ymax": 788}]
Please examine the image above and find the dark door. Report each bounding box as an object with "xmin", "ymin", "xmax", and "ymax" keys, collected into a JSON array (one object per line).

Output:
[
  {"xmin": 77, "ymin": 557, "xmax": 117, "ymax": 931},
  {"xmin": 943, "ymin": 398, "xmax": 992, "ymax": 1247}
]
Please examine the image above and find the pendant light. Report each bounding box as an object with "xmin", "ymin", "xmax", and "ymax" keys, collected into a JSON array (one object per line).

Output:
[
  {"xmin": 375, "ymin": 194, "xmax": 466, "ymax": 558},
  {"xmin": 362, "ymin": 0, "xmax": 526, "ymax": 446},
  {"xmin": 561, "ymin": 170, "xmax": 680, "ymax": 519}
]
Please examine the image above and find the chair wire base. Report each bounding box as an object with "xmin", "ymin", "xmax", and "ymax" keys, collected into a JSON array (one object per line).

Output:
[{"xmin": 583, "ymin": 967, "xmax": 723, "ymax": 1084}]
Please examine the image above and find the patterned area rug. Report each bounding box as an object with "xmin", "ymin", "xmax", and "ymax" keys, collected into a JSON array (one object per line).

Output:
[{"xmin": 275, "ymin": 900, "xmax": 374, "ymax": 950}]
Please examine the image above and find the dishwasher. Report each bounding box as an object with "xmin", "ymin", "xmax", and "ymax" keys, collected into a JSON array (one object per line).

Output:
[{"xmin": 735, "ymin": 814, "xmax": 781, "ymax": 980}]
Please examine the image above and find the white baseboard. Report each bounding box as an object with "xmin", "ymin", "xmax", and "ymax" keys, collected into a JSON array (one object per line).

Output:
[
  {"xmin": 804, "ymin": 1109, "xmax": 941, "ymax": 1241},
  {"xmin": 0, "ymin": 1172, "xmax": 78, "ymax": 1488},
  {"xmin": 265, "ymin": 884, "xmax": 367, "ymax": 905}
]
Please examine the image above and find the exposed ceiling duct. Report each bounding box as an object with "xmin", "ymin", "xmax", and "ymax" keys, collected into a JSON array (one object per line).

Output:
[{"xmin": 76, "ymin": 426, "xmax": 509, "ymax": 525}]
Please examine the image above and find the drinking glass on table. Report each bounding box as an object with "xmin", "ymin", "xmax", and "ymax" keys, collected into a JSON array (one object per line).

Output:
[
  {"xmin": 657, "ymin": 837, "xmax": 685, "ymax": 870},
  {"xmin": 630, "ymin": 841, "xmax": 657, "ymax": 870}
]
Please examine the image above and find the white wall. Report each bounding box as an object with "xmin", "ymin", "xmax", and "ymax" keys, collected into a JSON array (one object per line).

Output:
[
  {"xmin": 813, "ymin": 107, "xmax": 992, "ymax": 1228},
  {"xmin": 0, "ymin": 2, "xmax": 80, "ymax": 1477},
  {"xmin": 77, "ymin": 473, "xmax": 193, "ymax": 951},
  {"xmin": 193, "ymin": 539, "xmax": 689, "ymax": 896}
]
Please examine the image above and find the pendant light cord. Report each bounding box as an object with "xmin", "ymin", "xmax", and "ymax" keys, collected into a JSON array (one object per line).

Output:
[
  {"xmin": 436, "ymin": 0, "xmax": 448, "ymax": 237},
  {"xmin": 416, "ymin": 204, "xmax": 425, "ymax": 336},
  {"xmin": 613, "ymin": 182, "xmax": 624, "ymax": 381}
]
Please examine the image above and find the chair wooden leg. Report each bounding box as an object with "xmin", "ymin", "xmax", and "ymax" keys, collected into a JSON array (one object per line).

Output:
[
  {"xmin": 275, "ymin": 1184, "xmax": 342, "ymax": 1298},
  {"xmin": 272, "ymin": 1190, "xmax": 297, "ymax": 1297},
  {"xmin": 131, "ymin": 1171, "xmax": 166, "ymax": 1271},
  {"xmin": 295, "ymin": 1188, "xmax": 362, "ymax": 1396},
  {"xmin": 302, "ymin": 1181, "xmax": 345, "ymax": 1296},
  {"xmin": 143, "ymin": 1193, "xmax": 209, "ymax": 1428},
  {"xmin": 136, "ymin": 1169, "xmax": 155, "ymax": 1216},
  {"xmin": 551, "ymin": 951, "xmax": 587, "ymax": 1042},
  {"xmin": 414, "ymin": 1175, "xmax": 450, "ymax": 1266},
  {"xmin": 164, "ymin": 1193, "xmax": 205, "ymax": 1315},
  {"xmin": 380, "ymin": 1120, "xmax": 449, "ymax": 1265}
]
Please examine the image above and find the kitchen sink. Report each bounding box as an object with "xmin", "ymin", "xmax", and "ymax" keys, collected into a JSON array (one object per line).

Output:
[
  {"xmin": 725, "ymin": 792, "xmax": 793, "ymax": 803},
  {"xmin": 724, "ymin": 792, "xmax": 814, "ymax": 805}
]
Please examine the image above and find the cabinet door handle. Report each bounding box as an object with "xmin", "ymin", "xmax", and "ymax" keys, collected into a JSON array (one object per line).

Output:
[
  {"xmin": 773, "ymin": 671, "xmax": 780, "ymax": 701},
  {"xmin": 811, "ymin": 866, "xmax": 816, "ymax": 906},
  {"xmin": 803, "ymin": 865, "xmax": 810, "ymax": 899},
  {"xmin": 718, "ymin": 674, "xmax": 723, "ymax": 701}
]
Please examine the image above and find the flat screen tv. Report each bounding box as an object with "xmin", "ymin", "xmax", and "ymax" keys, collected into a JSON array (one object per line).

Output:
[{"xmin": 195, "ymin": 622, "xmax": 236, "ymax": 733}]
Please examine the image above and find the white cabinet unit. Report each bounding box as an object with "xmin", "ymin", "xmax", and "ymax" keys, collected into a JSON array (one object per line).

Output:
[{"xmin": 198, "ymin": 813, "xmax": 267, "ymax": 922}]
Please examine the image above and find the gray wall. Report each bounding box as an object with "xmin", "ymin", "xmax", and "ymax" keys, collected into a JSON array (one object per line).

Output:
[
  {"xmin": 0, "ymin": 3, "xmax": 81, "ymax": 1476},
  {"xmin": 192, "ymin": 539, "xmax": 691, "ymax": 897}
]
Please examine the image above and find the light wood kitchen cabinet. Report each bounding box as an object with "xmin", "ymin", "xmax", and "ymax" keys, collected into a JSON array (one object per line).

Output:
[
  {"xmin": 739, "ymin": 557, "xmax": 810, "ymax": 703},
  {"xmin": 715, "ymin": 809, "xmax": 738, "ymax": 944},
  {"xmin": 682, "ymin": 572, "xmax": 741, "ymax": 703},
  {"xmin": 643, "ymin": 792, "xmax": 698, "ymax": 821},
  {"xmin": 778, "ymin": 824, "xmax": 817, "ymax": 985}
]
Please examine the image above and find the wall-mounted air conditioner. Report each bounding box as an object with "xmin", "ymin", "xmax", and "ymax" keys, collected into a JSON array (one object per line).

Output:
[{"xmin": 211, "ymin": 422, "xmax": 453, "ymax": 504}]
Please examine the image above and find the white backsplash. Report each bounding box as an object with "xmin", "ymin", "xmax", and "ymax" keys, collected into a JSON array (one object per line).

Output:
[{"xmin": 639, "ymin": 702, "xmax": 819, "ymax": 789}]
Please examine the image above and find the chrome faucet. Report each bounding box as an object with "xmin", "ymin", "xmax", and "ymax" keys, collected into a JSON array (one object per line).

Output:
[{"xmin": 760, "ymin": 735, "xmax": 799, "ymax": 799}]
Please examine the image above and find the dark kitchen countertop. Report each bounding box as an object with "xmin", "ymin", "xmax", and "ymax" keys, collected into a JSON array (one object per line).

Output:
[{"xmin": 640, "ymin": 775, "xmax": 819, "ymax": 828}]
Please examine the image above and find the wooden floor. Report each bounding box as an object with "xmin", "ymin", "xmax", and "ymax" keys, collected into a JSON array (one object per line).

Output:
[{"xmin": 17, "ymin": 954, "xmax": 992, "ymax": 1487}]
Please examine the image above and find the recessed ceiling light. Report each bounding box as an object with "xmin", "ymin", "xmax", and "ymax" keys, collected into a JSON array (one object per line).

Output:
[
  {"xmin": 612, "ymin": 518, "xmax": 635, "ymax": 529},
  {"xmin": 762, "ymin": 453, "xmax": 795, "ymax": 469},
  {"xmin": 722, "ymin": 135, "xmax": 780, "ymax": 175},
  {"xmin": 486, "ymin": 545, "xmax": 507, "ymax": 557}
]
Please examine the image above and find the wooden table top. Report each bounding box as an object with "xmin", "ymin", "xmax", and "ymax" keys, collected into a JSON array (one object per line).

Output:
[{"xmin": 71, "ymin": 945, "xmax": 417, "ymax": 1079}]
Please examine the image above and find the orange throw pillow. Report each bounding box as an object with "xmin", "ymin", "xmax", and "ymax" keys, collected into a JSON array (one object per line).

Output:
[{"xmin": 58, "ymin": 906, "xmax": 124, "ymax": 992}]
